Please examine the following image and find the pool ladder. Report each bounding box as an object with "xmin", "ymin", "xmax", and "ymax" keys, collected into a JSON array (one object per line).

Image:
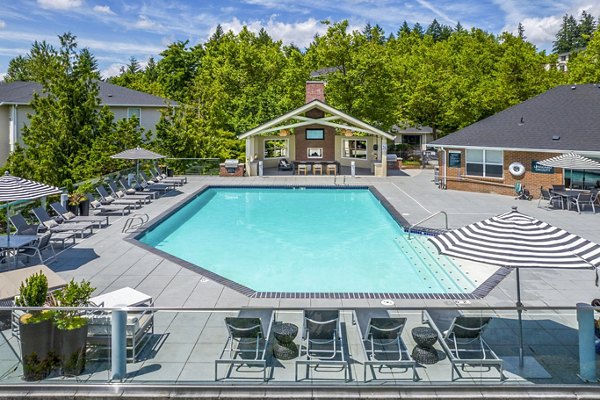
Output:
[
  {"xmin": 407, "ymin": 211, "xmax": 448, "ymax": 239},
  {"xmin": 122, "ymin": 213, "xmax": 150, "ymax": 233}
]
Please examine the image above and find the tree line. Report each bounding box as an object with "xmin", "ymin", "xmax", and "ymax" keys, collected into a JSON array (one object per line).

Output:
[{"xmin": 4, "ymin": 19, "xmax": 600, "ymax": 187}]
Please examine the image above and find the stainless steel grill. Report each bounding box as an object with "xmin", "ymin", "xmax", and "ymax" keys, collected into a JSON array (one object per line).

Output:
[{"xmin": 224, "ymin": 159, "xmax": 239, "ymax": 173}]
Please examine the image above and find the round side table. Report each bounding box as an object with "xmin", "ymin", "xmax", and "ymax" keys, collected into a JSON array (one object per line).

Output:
[
  {"xmin": 411, "ymin": 326, "xmax": 439, "ymax": 364},
  {"xmin": 272, "ymin": 322, "xmax": 299, "ymax": 360}
]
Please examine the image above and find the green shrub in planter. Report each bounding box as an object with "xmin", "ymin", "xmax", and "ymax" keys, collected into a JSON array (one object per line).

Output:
[
  {"xmin": 52, "ymin": 279, "xmax": 95, "ymax": 376},
  {"xmin": 15, "ymin": 271, "xmax": 56, "ymax": 381}
]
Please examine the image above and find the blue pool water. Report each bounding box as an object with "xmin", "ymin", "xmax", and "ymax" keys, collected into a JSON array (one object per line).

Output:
[{"xmin": 139, "ymin": 187, "xmax": 476, "ymax": 294}]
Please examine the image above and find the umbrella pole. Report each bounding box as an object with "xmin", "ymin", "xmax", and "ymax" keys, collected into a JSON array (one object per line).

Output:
[
  {"xmin": 516, "ymin": 267, "xmax": 524, "ymax": 367},
  {"xmin": 6, "ymin": 203, "xmax": 9, "ymax": 247}
]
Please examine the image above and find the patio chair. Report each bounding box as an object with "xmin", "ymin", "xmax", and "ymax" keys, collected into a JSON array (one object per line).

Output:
[
  {"xmin": 422, "ymin": 309, "xmax": 503, "ymax": 381},
  {"xmin": 139, "ymin": 172, "xmax": 176, "ymax": 191},
  {"xmin": 295, "ymin": 309, "xmax": 348, "ymax": 381},
  {"xmin": 10, "ymin": 214, "xmax": 76, "ymax": 248},
  {"xmin": 30, "ymin": 207, "xmax": 94, "ymax": 238},
  {"xmin": 86, "ymin": 194, "xmax": 132, "ymax": 216},
  {"xmin": 50, "ymin": 202, "xmax": 109, "ymax": 228},
  {"xmin": 118, "ymin": 178, "xmax": 160, "ymax": 199},
  {"xmin": 278, "ymin": 159, "xmax": 293, "ymax": 171},
  {"xmin": 569, "ymin": 192, "xmax": 596, "ymax": 214},
  {"xmin": 552, "ymin": 184, "xmax": 565, "ymax": 191},
  {"xmin": 353, "ymin": 308, "xmax": 416, "ymax": 382},
  {"xmin": 150, "ymin": 168, "xmax": 186, "ymax": 186},
  {"xmin": 96, "ymin": 185, "xmax": 143, "ymax": 209},
  {"xmin": 538, "ymin": 188, "xmax": 562, "ymax": 210},
  {"xmin": 17, "ymin": 232, "xmax": 55, "ymax": 264},
  {"xmin": 215, "ymin": 308, "xmax": 274, "ymax": 381},
  {"xmin": 156, "ymin": 165, "xmax": 188, "ymax": 183},
  {"xmin": 106, "ymin": 180, "xmax": 152, "ymax": 204}
]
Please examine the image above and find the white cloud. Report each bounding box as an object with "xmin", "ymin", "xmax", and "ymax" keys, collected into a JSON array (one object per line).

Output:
[
  {"xmin": 0, "ymin": 20, "xmax": 5, "ymax": 29},
  {"xmin": 37, "ymin": 0, "xmax": 82, "ymax": 10},
  {"xmin": 518, "ymin": 15, "xmax": 563, "ymax": 43},
  {"xmin": 415, "ymin": 0, "xmax": 457, "ymax": 25},
  {"xmin": 214, "ymin": 17, "xmax": 329, "ymax": 48},
  {"xmin": 134, "ymin": 15, "xmax": 162, "ymax": 31},
  {"xmin": 100, "ymin": 63, "xmax": 123, "ymax": 79},
  {"xmin": 93, "ymin": 5, "xmax": 114, "ymax": 15}
]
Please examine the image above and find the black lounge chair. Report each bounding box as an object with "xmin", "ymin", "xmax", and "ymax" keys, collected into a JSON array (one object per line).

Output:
[
  {"xmin": 296, "ymin": 309, "xmax": 348, "ymax": 381},
  {"xmin": 353, "ymin": 308, "xmax": 416, "ymax": 381},
  {"xmin": 278, "ymin": 159, "xmax": 293, "ymax": 171},
  {"xmin": 86, "ymin": 194, "xmax": 132, "ymax": 216},
  {"xmin": 139, "ymin": 172, "xmax": 176, "ymax": 191},
  {"xmin": 423, "ymin": 309, "xmax": 504, "ymax": 380},
  {"xmin": 9, "ymin": 214, "xmax": 76, "ymax": 248},
  {"xmin": 31, "ymin": 207, "xmax": 94, "ymax": 238},
  {"xmin": 150, "ymin": 168, "xmax": 186, "ymax": 186},
  {"xmin": 50, "ymin": 202, "xmax": 109, "ymax": 228},
  {"xmin": 106, "ymin": 180, "xmax": 152, "ymax": 203},
  {"xmin": 215, "ymin": 308, "xmax": 274, "ymax": 381},
  {"xmin": 118, "ymin": 178, "xmax": 160, "ymax": 199},
  {"xmin": 96, "ymin": 185, "xmax": 143, "ymax": 208}
]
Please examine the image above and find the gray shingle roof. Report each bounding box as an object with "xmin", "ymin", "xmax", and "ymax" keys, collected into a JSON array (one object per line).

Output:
[
  {"xmin": 0, "ymin": 81, "xmax": 174, "ymax": 107},
  {"xmin": 430, "ymin": 84, "xmax": 600, "ymax": 152}
]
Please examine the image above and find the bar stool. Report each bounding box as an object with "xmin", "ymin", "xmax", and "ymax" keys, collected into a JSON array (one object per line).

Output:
[
  {"xmin": 313, "ymin": 164, "xmax": 323, "ymax": 175},
  {"xmin": 326, "ymin": 164, "xmax": 337, "ymax": 176},
  {"xmin": 297, "ymin": 164, "xmax": 308, "ymax": 175}
]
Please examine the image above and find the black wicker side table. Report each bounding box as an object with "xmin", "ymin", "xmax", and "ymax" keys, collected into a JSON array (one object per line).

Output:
[
  {"xmin": 411, "ymin": 327, "xmax": 439, "ymax": 364},
  {"xmin": 272, "ymin": 322, "xmax": 299, "ymax": 360}
]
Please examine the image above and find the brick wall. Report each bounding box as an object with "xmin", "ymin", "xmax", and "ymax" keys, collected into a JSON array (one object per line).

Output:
[
  {"xmin": 219, "ymin": 164, "xmax": 244, "ymax": 177},
  {"xmin": 305, "ymin": 81, "xmax": 325, "ymax": 103},
  {"xmin": 295, "ymin": 123, "xmax": 336, "ymax": 162},
  {"xmin": 440, "ymin": 149, "xmax": 563, "ymax": 198}
]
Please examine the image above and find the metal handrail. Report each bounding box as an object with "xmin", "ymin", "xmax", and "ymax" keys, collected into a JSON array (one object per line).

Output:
[{"xmin": 407, "ymin": 211, "xmax": 448, "ymax": 239}]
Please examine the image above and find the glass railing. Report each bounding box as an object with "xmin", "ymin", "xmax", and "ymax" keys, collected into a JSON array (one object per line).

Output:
[
  {"xmin": 1, "ymin": 305, "xmax": 598, "ymax": 386},
  {"xmin": 164, "ymin": 158, "xmax": 220, "ymax": 176}
]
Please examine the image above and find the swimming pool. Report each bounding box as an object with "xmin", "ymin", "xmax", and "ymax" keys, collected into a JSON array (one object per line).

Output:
[{"xmin": 138, "ymin": 187, "xmax": 476, "ymax": 295}]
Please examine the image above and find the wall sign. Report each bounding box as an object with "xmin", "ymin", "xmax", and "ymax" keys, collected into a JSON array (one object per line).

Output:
[
  {"xmin": 448, "ymin": 151, "xmax": 462, "ymax": 168},
  {"xmin": 531, "ymin": 161, "xmax": 554, "ymax": 174}
]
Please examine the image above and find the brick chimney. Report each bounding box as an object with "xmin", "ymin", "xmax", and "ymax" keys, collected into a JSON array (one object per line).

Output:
[{"xmin": 305, "ymin": 81, "xmax": 325, "ymax": 103}]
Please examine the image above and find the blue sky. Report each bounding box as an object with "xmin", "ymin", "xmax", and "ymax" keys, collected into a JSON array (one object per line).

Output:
[{"xmin": 0, "ymin": 0, "xmax": 597, "ymax": 78}]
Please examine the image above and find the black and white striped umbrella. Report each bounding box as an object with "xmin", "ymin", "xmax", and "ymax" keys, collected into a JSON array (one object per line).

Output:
[
  {"xmin": 0, "ymin": 172, "xmax": 61, "ymax": 202},
  {"xmin": 538, "ymin": 152, "xmax": 600, "ymax": 170},
  {"xmin": 429, "ymin": 209, "xmax": 600, "ymax": 269},
  {"xmin": 428, "ymin": 207, "xmax": 600, "ymax": 367}
]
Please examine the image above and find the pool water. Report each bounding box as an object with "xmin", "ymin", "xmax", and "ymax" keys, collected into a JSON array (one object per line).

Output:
[{"xmin": 139, "ymin": 187, "xmax": 476, "ymax": 294}]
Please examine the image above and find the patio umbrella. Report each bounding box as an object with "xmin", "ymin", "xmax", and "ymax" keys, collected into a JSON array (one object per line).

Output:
[
  {"xmin": 0, "ymin": 171, "xmax": 61, "ymax": 245},
  {"xmin": 428, "ymin": 207, "xmax": 600, "ymax": 367},
  {"xmin": 110, "ymin": 147, "xmax": 165, "ymax": 185},
  {"xmin": 538, "ymin": 153, "xmax": 600, "ymax": 189}
]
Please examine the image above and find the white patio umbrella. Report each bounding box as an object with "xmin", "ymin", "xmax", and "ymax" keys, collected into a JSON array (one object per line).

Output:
[
  {"xmin": 0, "ymin": 171, "xmax": 61, "ymax": 245},
  {"xmin": 538, "ymin": 153, "xmax": 600, "ymax": 189},
  {"xmin": 110, "ymin": 147, "xmax": 165, "ymax": 185},
  {"xmin": 428, "ymin": 207, "xmax": 600, "ymax": 367}
]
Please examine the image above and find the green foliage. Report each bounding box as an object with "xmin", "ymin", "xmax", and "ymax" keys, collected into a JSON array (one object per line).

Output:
[
  {"xmin": 569, "ymin": 27, "xmax": 600, "ymax": 83},
  {"xmin": 553, "ymin": 11, "xmax": 597, "ymax": 53},
  {"xmin": 15, "ymin": 271, "xmax": 48, "ymax": 308},
  {"xmin": 52, "ymin": 279, "xmax": 95, "ymax": 330}
]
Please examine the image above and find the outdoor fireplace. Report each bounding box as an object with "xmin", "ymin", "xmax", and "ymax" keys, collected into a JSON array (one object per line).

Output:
[{"xmin": 219, "ymin": 159, "xmax": 244, "ymax": 177}]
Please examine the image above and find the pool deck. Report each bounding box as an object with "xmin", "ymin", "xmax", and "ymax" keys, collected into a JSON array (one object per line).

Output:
[{"xmin": 2, "ymin": 170, "xmax": 600, "ymax": 393}]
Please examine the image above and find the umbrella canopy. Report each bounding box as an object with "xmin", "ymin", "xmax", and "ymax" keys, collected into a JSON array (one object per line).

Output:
[
  {"xmin": 428, "ymin": 207, "xmax": 600, "ymax": 367},
  {"xmin": 0, "ymin": 171, "xmax": 61, "ymax": 202},
  {"xmin": 537, "ymin": 152, "xmax": 600, "ymax": 170},
  {"xmin": 110, "ymin": 147, "xmax": 165, "ymax": 160}
]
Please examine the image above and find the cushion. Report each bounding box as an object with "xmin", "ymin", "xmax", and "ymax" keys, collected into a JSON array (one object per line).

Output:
[
  {"xmin": 64, "ymin": 211, "xmax": 77, "ymax": 220},
  {"xmin": 104, "ymin": 196, "xmax": 114, "ymax": 203},
  {"xmin": 116, "ymin": 190, "xmax": 125, "ymax": 198},
  {"xmin": 126, "ymin": 189, "xmax": 136, "ymax": 195},
  {"xmin": 90, "ymin": 200, "xmax": 101, "ymax": 209},
  {"xmin": 43, "ymin": 219, "xmax": 59, "ymax": 229}
]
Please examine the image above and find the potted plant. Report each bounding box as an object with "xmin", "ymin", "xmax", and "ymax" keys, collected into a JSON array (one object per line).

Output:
[
  {"xmin": 15, "ymin": 271, "xmax": 55, "ymax": 381},
  {"xmin": 51, "ymin": 279, "xmax": 95, "ymax": 376},
  {"xmin": 67, "ymin": 192, "xmax": 85, "ymax": 216}
]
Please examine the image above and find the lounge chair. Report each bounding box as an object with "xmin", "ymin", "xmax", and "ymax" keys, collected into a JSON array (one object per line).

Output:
[
  {"xmin": 118, "ymin": 178, "xmax": 160, "ymax": 199},
  {"xmin": 9, "ymin": 215, "xmax": 76, "ymax": 248},
  {"xmin": 50, "ymin": 202, "xmax": 109, "ymax": 228},
  {"xmin": 353, "ymin": 308, "xmax": 416, "ymax": 381},
  {"xmin": 106, "ymin": 180, "xmax": 152, "ymax": 204},
  {"xmin": 30, "ymin": 207, "xmax": 94, "ymax": 239},
  {"xmin": 295, "ymin": 309, "xmax": 348, "ymax": 381},
  {"xmin": 278, "ymin": 159, "xmax": 293, "ymax": 171},
  {"xmin": 155, "ymin": 166, "xmax": 187, "ymax": 184},
  {"xmin": 86, "ymin": 194, "xmax": 131, "ymax": 216},
  {"xmin": 150, "ymin": 168, "xmax": 186, "ymax": 186},
  {"xmin": 139, "ymin": 171, "xmax": 176, "ymax": 190},
  {"xmin": 422, "ymin": 309, "xmax": 503, "ymax": 380},
  {"xmin": 215, "ymin": 308, "xmax": 274, "ymax": 381},
  {"xmin": 96, "ymin": 185, "xmax": 143, "ymax": 209}
]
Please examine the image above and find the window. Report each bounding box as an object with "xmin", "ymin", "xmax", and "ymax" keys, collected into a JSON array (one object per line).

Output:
[
  {"xmin": 342, "ymin": 139, "xmax": 367, "ymax": 159},
  {"xmin": 264, "ymin": 139, "xmax": 288, "ymax": 158},
  {"xmin": 307, "ymin": 147, "xmax": 323, "ymax": 158},
  {"xmin": 466, "ymin": 149, "xmax": 503, "ymax": 178},
  {"xmin": 127, "ymin": 108, "xmax": 141, "ymax": 126},
  {"xmin": 306, "ymin": 128, "xmax": 324, "ymax": 140},
  {"xmin": 402, "ymin": 135, "xmax": 421, "ymax": 146}
]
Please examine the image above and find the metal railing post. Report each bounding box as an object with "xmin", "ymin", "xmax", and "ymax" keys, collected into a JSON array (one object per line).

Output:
[
  {"xmin": 111, "ymin": 307, "xmax": 127, "ymax": 381},
  {"xmin": 577, "ymin": 303, "xmax": 596, "ymax": 382}
]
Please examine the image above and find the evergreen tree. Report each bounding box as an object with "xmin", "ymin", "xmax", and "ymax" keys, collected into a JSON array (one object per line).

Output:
[
  {"xmin": 412, "ymin": 23, "xmax": 424, "ymax": 37},
  {"xmin": 553, "ymin": 14, "xmax": 579, "ymax": 53},
  {"xmin": 398, "ymin": 21, "xmax": 411, "ymax": 37},
  {"xmin": 517, "ymin": 22, "xmax": 526, "ymax": 40},
  {"xmin": 577, "ymin": 10, "xmax": 597, "ymax": 48}
]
